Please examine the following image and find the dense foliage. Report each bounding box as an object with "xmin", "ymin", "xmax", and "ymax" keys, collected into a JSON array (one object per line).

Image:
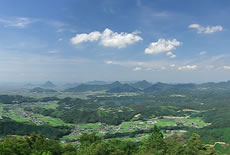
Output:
[
  {"xmin": 64, "ymin": 80, "xmax": 230, "ymax": 93},
  {"xmin": 0, "ymin": 118, "xmax": 70, "ymax": 139},
  {"xmin": 0, "ymin": 126, "xmax": 217, "ymax": 155},
  {"xmin": 30, "ymin": 87, "xmax": 57, "ymax": 93},
  {"xmin": 0, "ymin": 95, "xmax": 59, "ymax": 104},
  {"xmin": 0, "ymin": 95, "xmax": 37, "ymax": 104}
]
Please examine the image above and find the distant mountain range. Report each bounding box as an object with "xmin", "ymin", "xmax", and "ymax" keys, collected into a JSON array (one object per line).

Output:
[
  {"xmin": 107, "ymin": 84, "xmax": 141, "ymax": 93},
  {"xmin": 62, "ymin": 83, "xmax": 80, "ymax": 89},
  {"xmin": 64, "ymin": 80, "xmax": 230, "ymax": 93},
  {"xmin": 198, "ymin": 81, "xmax": 230, "ymax": 89},
  {"xmin": 144, "ymin": 82, "xmax": 196, "ymax": 93},
  {"xmin": 30, "ymin": 87, "xmax": 57, "ymax": 93},
  {"xmin": 130, "ymin": 80, "xmax": 152, "ymax": 89},
  {"xmin": 41, "ymin": 81, "xmax": 56, "ymax": 88},
  {"xmin": 64, "ymin": 81, "xmax": 123, "ymax": 92}
]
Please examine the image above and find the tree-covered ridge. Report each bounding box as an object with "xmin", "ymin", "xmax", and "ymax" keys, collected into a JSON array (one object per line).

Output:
[
  {"xmin": 0, "ymin": 95, "xmax": 59, "ymax": 104},
  {"xmin": 64, "ymin": 81, "xmax": 124, "ymax": 92},
  {"xmin": 0, "ymin": 118, "xmax": 71, "ymax": 139},
  {"xmin": 63, "ymin": 80, "xmax": 230, "ymax": 93},
  {"xmin": 30, "ymin": 87, "xmax": 57, "ymax": 93},
  {"xmin": 130, "ymin": 80, "xmax": 152, "ymax": 89},
  {"xmin": 28, "ymin": 96, "xmax": 191, "ymax": 125},
  {"xmin": 0, "ymin": 126, "xmax": 219, "ymax": 155},
  {"xmin": 0, "ymin": 95, "xmax": 37, "ymax": 104},
  {"xmin": 107, "ymin": 84, "xmax": 141, "ymax": 93},
  {"xmin": 42, "ymin": 81, "xmax": 56, "ymax": 88}
]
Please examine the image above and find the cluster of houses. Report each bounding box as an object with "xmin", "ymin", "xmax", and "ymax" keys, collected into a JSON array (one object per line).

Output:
[
  {"xmin": 30, "ymin": 117, "xmax": 49, "ymax": 125},
  {"xmin": 65, "ymin": 115, "xmax": 207, "ymax": 143},
  {"xmin": 21, "ymin": 111, "xmax": 49, "ymax": 125},
  {"xmin": 67, "ymin": 119, "xmax": 159, "ymax": 141}
]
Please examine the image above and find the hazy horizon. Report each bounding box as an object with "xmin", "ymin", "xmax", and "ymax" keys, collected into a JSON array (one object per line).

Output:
[{"xmin": 1, "ymin": 79, "xmax": 230, "ymax": 86}]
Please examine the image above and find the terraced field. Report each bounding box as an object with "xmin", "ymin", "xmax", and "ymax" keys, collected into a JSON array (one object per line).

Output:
[{"xmin": 43, "ymin": 101, "xmax": 59, "ymax": 109}]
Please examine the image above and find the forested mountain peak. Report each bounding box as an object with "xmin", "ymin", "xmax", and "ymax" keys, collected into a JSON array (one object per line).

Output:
[{"xmin": 42, "ymin": 81, "xmax": 56, "ymax": 88}]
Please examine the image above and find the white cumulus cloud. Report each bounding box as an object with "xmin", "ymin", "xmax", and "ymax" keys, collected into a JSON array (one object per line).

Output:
[
  {"xmin": 224, "ymin": 66, "xmax": 230, "ymax": 70},
  {"xmin": 188, "ymin": 24, "xmax": 223, "ymax": 34},
  {"xmin": 178, "ymin": 65, "xmax": 197, "ymax": 70},
  {"xmin": 105, "ymin": 60, "xmax": 113, "ymax": 64},
  {"xmin": 133, "ymin": 67, "xmax": 142, "ymax": 71},
  {"xmin": 166, "ymin": 51, "xmax": 176, "ymax": 58},
  {"xmin": 145, "ymin": 39, "xmax": 182, "ymax": 55},
  {"xmin": 71, "ymin": 31, "xmax": 101, "ymax": 44},
  {"xmin": 100, "ymin": 29, "xmax": 143, "ymax": 48},
  {"xmin": 71, "ymin": 28, "xmax": 143, "ymax": 48}
]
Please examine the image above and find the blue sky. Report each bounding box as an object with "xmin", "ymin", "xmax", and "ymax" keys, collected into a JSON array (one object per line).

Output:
[{"xmin": 0, "ymin": 0, "xmax": 230, "ymax": 83}]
